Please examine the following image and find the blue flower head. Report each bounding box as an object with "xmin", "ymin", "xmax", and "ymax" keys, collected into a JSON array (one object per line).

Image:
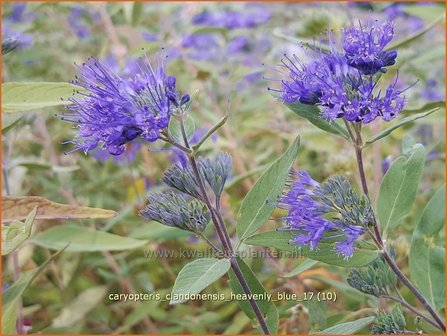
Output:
[
  {"xmin": 275, "ymin": 20, "xmax": 409, "ymax": 124},
  {"xmin": 61, "ymin": 52, "xmax": 187, "ymax": 155},
  {"xmin": 343, "ymin": 20, "xmax": 397, "ymax": 75},
  {"xmin": 278, "ymin": 171, "xmax": 372, "ymax": 259}
]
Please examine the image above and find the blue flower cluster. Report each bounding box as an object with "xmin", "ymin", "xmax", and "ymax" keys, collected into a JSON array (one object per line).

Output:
[
  {"xmin": 278, "ymin": 20, "xmax": 408, "ymax": 124},
  {"xmin": 61, "ymin": 53, "xmax": 188, "ymax": 155},
  {"xmin": 278, "ymin": 171, "xmax": 372, "ymax": 259}
]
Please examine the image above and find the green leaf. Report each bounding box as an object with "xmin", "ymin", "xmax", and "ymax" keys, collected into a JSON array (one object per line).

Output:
[
  {"xmin": 32, "ymin": 225, "xmax": 148, "ymax": 252},
  {"xmin": 409, "ymin": 185, "xmax": 446, "ymax": 311},
  {"xmin": 2, "ymin": 196, "xmax": 117, "ymax": 222},
  {"xmin": 170, "ymin": 258, "xmax": 230, "ymax": 304},
  {"xmin": 312, "ymin": 316, "xmax": 376, "ymax": 334},
  {"xmin": 236, "ymin": 136, "xmax": 300, "ymax": 241},
  {"xmin": 401, "ymin": 101, "xmax": 445, "ymax": 115},
  {"xmin": 365, "ymin": 108, "xmax": 439, "ymax": 145},
  {"xmin": 377, "ymin": 144, "xmax": 426, "ymax": 235},
  {"xmin": 244, "ymin": 231, "xmax": 378, "ymax": 267},
  {"xmin": 282, "ymin": 259, "xmax": 318, "ymax": 278},
  {"xmin": 387, "ymin": 14, "xmax": 445, "ymax": 50},
  {"xmin": 284, "ymin": 102, "xmax": 349, "ymax": 139},
  {"xmin": 228, "ymin": 257, "xmax": 278, "ymax": 333},
  {"xmin": 2, "ymin": 207, "xmax": 37, "ymax": 255},
  {"xmin": 52, "ymin": 286, "xmax": 108, "ymax": 327},
  {"xmin": 1, "ymin": 82, "xmax": 84, "ymax": 113},
  {"xmin": 2, "ymin": 247, "xmax": 66, "ymax": 334},
  {"xmin": 168, "ymin": 114, "xmax": 196, "ymax": 145},
  {"xmin": 1, "ymin": 116, "xmax": 24, "ymax": 134}
]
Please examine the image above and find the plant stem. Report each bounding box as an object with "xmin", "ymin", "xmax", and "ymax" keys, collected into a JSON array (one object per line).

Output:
[
  {"xmin": 347, "ymin": 122, "xmax": 446, "ymax": 332},
  {"xmin": 3, "ymin": 167, "xmax": 24, "ymax": 334},
  {"xmin": 382, "ymin": 251, "xmax": 446, "ymax": 331},
  {"xmin": 173, "ymin": 118, "xmax": 270, "ymax": 334},
  {"xmin": 381, "ymin": 295, "xmax": 439, "ymax": 329}
]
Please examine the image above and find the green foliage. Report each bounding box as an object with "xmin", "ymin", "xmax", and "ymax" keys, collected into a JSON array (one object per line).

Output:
[
  {"xmin": 313, "ymin": 316, "xmax": 376, "ymax": 335},
  {"xmin": 32, "ymin": 225, "xmax": 148, "ymax": 251},
  {"xmin": 2, "ymin": 247, "xmax": 66, "ymax": 334},
  {"xmin": 364, "ymin": 108, "xmax": 439, "ymax": 145},
  {"xmin": 409, "ymin": 185, "xmax": 446, "ymax": 311},
  {"xmin": 170, "ymin": 258, "xmax": 231, "ymax": 304},
  {"xmin": 1, "ymin": 82, "xmax": 84, "ymax": 113},
  {"xmin": 168, "ymin": 114, "xmax": 196, "ymax": 144},
  {"xmin": 282, "ymin": 259, "xmax": 318, "ymax": 278},
  {"xmin": 244, "ymin": 231, "xmax": 378, "ymax": 267},
  {"xmin": 1, "ymin": 207, "xmax": 37, "ymax": 255},
  {"xmin": 228, "ymin": 258, "xmax": 278, "ymax": 333},
  {"xmin": 283, "ymin": 102, "xmax": 349, "ymax": 139},
  {"xmin": 377, "ymin": 143, "xmax": 426, "ymax": 235},
  {"xmin": 236, "ymin": 136, "xmax": 300, "ymax": 241}
]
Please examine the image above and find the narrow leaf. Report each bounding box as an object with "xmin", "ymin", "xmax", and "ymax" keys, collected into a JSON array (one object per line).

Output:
[
  {"xmin": 2, "ymin": 207, "xmax": 37, "ymax": 255},
  {"xmin": 284, "ymin": 102, "xmax": 349, "ymax": 139},
  {"xmin": 387, "ymin": 14, "xmax": 445, "ymax": 50},
  {"xmin": 1, "ymin": 82, "xmax": 84, "ymax": 113},
  {"xmin": 237, "ymin": 136, "xmax": 300, "ymax": 241},
  {"xmin": 409, "ymin": 185, "xmax": 445, "ymax": 310},
  {"xmin": 2, "ymin": 196, "xmax": 117, "ymax": 222},
  {"xmin": 52, "ymin": 286, "xmax": 108, "ymax": 327},
  {"xmin": 365, "ymin": 108, "xmax": 439, "ymax": 145},
  {"xmin": 312, "ymin": 316, "xmax": 376, "ymax": 334},
  {"xmin": 32, "ymin": 225, "xmax": 148, "ymax": 251},
  {"xmin": 170, "ymin": 258, "xmax": 230, "ymax": 304},
  {"xmin": 2, "ymin": 247, "xmax": 67, "ymax": 334},
  {"xmin": 378, "ymin": 144, "xmax": 425, "ymax": 234},
  {"xmin": 244, "ymin": 231, "xmax": 378, "ymax": 267}
]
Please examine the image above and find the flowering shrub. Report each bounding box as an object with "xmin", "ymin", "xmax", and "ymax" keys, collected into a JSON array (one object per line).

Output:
[{"xmin": 2, "ymin": 2, "xmax": 445, "ymax": 335}]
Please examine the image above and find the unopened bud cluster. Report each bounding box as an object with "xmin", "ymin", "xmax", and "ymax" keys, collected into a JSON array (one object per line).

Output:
[{"xmin": 140, "ymin": 191, "xmax": 210, "ymax": 233}]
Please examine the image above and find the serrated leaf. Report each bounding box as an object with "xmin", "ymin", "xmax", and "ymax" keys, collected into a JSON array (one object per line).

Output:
[
  {"xmin": 32, "ymin": 225, "xmax": 148, "ymax": 251},
  {"xmin": 1, "ymin": 82, "xmax": 84, "ymax": 113},
  {"xmin": 365, "ymin": 108, "xmax": 439, "ymax": 145},
  {"xmin": 170, "ymin": 258, "xmax": 230, "ymax": 304},
  {"xmin": 228, "ymin": 257, "xmax": 278, "ymax": 333},
  {"xmin": 2, "ymin": 247, "xmax": 67, "ymax": 334},
  {"xmin": 377, "ymin": 144, "xmax": 425, "ymax": 235},
  {"xmin": 312, "ymin": 316, "xmax": 376, "ymax": 334},
  {"xmin": 237, "ymin": 136, "xmax": 300, "ymax": 241},
  {"xmin": 244, "ymin": 231, "xmax": 378, "ymax": 267},
  {"xmin": 409, "ymin": 185, "xmax": 445, "ymax": 311},
  {"xmin": 1, "ymin": 207, "xmax": 37, "ymax": 255},
  {"xmin": 284, "ymin": 102, "xmax": 349, "ymax": 139},
  {"xmin": 2, "ymin": 196, "xmax": 117, "ymax": 223}
]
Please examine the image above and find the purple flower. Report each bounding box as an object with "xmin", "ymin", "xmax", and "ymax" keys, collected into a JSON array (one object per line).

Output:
[
  {"xmin": 227, "ymin": 36, "xmax": 250, "ymax": 54},
  {"xmin": 381, "ymin": 155, "xmax": 393, "ymax": 175},
  {"xmin": 68, "ymin": 6, "xmax": 100, "ymax": 39},
  {"xmin": 343, "ymin": 20, "xmax": 397, "ymax": 75},
  {"xmin": 420, "ymin": 79, "xmax": 444, "ymax": 102},
  {"xmin": 2, "ymin": 22, "xmax": 33, "ymax": 49},
  {"xmin": 61, "ymin": 53, "xmax": 186, "ymax": 155},
  {"xmin": 181, "ymin": 33, "xmax": 221, "ymax": 61},
  {"xmin": 278, "ymin": 171, "xmax": 370, "ymax": 259},
  {"xmin": 275, "ymin": 20, "xmax": 409, "ymax": 124},
  {"xmin": 192, "ymin": 4, "xmax": 270, "ymax": 30}
]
